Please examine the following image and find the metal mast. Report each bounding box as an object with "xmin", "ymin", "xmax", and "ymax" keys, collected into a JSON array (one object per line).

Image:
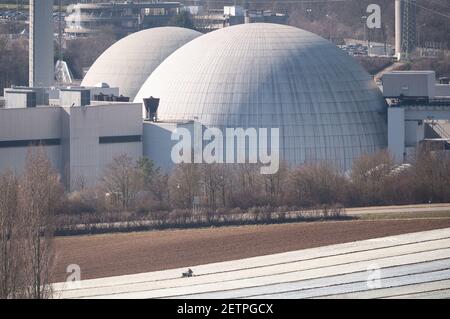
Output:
[
  {"xmin": 58, "ymin": 0, "xmax": 63, "ymax": 85},
  {"xmin": 401, "ymin": 0, "xmax": 417, "ymax": 59}
]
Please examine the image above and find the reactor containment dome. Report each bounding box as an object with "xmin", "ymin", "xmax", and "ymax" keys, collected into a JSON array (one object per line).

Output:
[
  {"xmin": 134, "ymin": 23, "xmax": 388, "ymax": 170},
  {"xmin": 81, "ymin": 27, "xmax": 202, "ymax": 100}
]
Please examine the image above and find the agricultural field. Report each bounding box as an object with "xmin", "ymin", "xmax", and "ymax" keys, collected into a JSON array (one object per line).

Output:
[
  {"xmin": 54, "ymin": 224, "xmax": 450, "ymax": 299},
  {"xmin": 54, "ymin": 217, "xmax": 450, "ymax": 282}
]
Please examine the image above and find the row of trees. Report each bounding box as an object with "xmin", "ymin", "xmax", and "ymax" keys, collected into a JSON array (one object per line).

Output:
[
  {"xmin": 0, "ymin": 35, "xmax": 28, "ymax": 92},
  {"xmin": 79, "ymin": 146, "xmax": 450, "ymax": 217},
  {"xmin": 0, "ymin": 147, "xmax": 62, "ymax": 299},
  {"xmin": 168, "ymin": 147, "xmax": 450, "ymax": 210},
  {"xmin": 285, "ymin": 0, "xmax": 449, "ymax": 48}
]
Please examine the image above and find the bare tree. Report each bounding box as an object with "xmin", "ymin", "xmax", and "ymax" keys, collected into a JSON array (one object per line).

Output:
[
  {"xmin": 286, "ymin": 162, "xmax": 345, "ymax": 207},
  {"xmin": 101, "ymin": 154, "xmax": 142, "ymax": 210},
  {"xmin": 350, "ymin": 150, "xmax": 395, "ymax": 206},
  {"xmin": 169, "ymin": 163, "xmax": 201, "ymax": 209},
  {"xmin": 18, "ymin": 147, "xmax": 63, "ymax": 299},
  {"xmin": 0, "ymin": 170, "xmax": 20, "ymax": 299},
  {"xmin": 413, "ymin": 144, "xmax": 450, "ymax": 203},
  {"xmin": 262, "ymin": 161, "xmax": 290, "ymax": 207},
  {"xmin": 199, "ymin": 163, "xmax": 230, "ymax": 209},
  {"xmin": 227, "ymin": 164, "xmax": 265, "ymax": 209},
  {"xmin": 0, "ymin": 37, "xmax": 28, "ymax": 93},
  {"xmin": 137, "ymin": 157, "xmax": 169, "ymax": 205}
]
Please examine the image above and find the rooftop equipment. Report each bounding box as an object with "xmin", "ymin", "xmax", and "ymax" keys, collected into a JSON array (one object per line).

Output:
[
  {"xmin": 4, "ymin": 89, "xmax": 37, "ymax": 108},
  {"xmin": 439, "ymin": 77, "xmax": 450, "ymax": 85},
  {"xmin": 59, "ymin": 88, "xmax": 91, "ymax": 107},
  {"xmin": 4, "ymin": 87, "xmax": 49, "ymax": 108},
  {"xmin": 143, "ymin": 97, "xmax": 160, "ymax": 122},
  {"xmin": 93, "ymin": 93, "xmax": 130, "ymax": 102}
]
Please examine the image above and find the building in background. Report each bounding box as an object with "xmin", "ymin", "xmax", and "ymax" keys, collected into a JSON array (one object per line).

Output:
[
  {"xmin": 383, "ymin": 71, "xmax": 450, "ymax": 163},
  {"xmin": 193, "ymin": 5, "xmax": 288, "ymax": 32},
  {"xmin": 65, "ymin": 2, "xmax": 184, "ymax": 37},
  {"xmin": 64, "ymin": 2, "xmax": 287, "ymax": 36}
]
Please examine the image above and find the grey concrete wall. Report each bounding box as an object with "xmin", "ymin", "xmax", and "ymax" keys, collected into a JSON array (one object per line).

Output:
[
  {"xmin": 67, "ymin": 103, "xmax": 143, "ymax": 190},
  {"xmin": 388, "ymin": 107, "xmax": 405, "ymax": 163},
  {"xmin": 60, "ymin": 89, "xmax": 91, "ymax": 107},
  {"xmin": 0, "ymin": 107, "xmax": 63, "ymax": 175},
  {"xmin": 436, "ymin": 85, "xmax": 450, "ymax": 97},
  {"xmin": 3, "ymin": 90, "xmax": 34, "ymax": 109},
  {"xmin": 0, "ymin": 102, "xmax": 143, "ymax": 191},
  {"xmin": 143, "ymin": 121, "xmax": 194, "ymax": 172},
  {"xmin": 405, "ymin": 120, "xmax": 425, "ymax": 147},
  {"xmin": 383, "ymin": 71, "xmax": 436, "ymax": 98}
]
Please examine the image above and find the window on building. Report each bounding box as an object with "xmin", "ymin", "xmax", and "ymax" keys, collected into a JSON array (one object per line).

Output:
[{"xmin": 145, "ymin": 8, "xmax": 166, "ymax": 16}]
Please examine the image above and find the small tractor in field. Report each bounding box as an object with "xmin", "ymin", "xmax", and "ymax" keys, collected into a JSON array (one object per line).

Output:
[{"xmin": 182, "ymin": 268, "xmax": 194, "ymax": 278}]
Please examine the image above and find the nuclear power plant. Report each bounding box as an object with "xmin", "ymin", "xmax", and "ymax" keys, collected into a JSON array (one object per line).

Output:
[
  {"xmin": 3, "ymin": 1, "xmax": 450, "ymax": 302},
  {"xmin": 0, "ymin": 0, "xmax": 449, "ymax": 191}
]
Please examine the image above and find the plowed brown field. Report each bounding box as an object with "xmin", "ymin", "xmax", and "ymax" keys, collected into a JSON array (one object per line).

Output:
[{"xmin": 54, "ymin": 219, "xmax": 450, "ymax": 282}]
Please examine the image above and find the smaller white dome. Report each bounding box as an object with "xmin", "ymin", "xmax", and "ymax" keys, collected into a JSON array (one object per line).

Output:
[{"xmin": 81, "ymin": 27, "xmax": 202, "ymax": 100}]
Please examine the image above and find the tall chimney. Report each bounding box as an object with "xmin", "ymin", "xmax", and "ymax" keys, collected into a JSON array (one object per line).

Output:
[
  {"xmin": 395, "ymin": 0, "xmax": 402, "ymax": 60},
  {"xmin": 29, "ymin": 0, "xmax": 54, "ymax": 87}
]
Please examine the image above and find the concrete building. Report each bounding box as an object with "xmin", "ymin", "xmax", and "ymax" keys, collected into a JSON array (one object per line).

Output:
[
  {"xmin": 135, "ymin": 23, "xmax": 388, "ymax": 171},
  {"xmin": 224, "ymin": 6, "xmax": 288, "ymax": 27},
  {"xmin": 0, "ymin": 87, "xmax": 143, "ymax": 191},
  {"xmin": 383, "ymin": 71, "xmax": 436, "ymax": 98},
  {"xmin": 193, "ymin": 5, "xmax": 288, "ymax": 32},
  {"xmin": 81, "ymin": 27, "xmax": 202, "ymax": 100},
  {"xmin": 65, "ymin": 2, "xmax": 183, "ymax": 37},
  {"xmin": 382, "ymin": 71, "xmax": 450, "ymax": 162}
]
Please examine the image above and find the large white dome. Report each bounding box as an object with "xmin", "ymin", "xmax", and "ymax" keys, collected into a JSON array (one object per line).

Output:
[
  {"xmin": 81, "ymin": 27, "xmax": 202, "ymax": 100},
  {"xmin": 135, "ymin": 23, "xmax": 387, "ymax": 170}
]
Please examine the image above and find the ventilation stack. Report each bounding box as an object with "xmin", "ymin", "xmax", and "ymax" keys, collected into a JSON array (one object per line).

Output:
[{"xmin": 29, "ymin": 0, "xmax": 54, "ymax": 87}]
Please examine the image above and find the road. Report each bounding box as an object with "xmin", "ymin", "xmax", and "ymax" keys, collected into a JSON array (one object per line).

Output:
[
  {"xmin": 374, "ymin": 61, "xmax": 405, "ymax": 82},
  {"xmin": 346, "ymin": 203, "xmax": 450, "ymax": 216}
]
